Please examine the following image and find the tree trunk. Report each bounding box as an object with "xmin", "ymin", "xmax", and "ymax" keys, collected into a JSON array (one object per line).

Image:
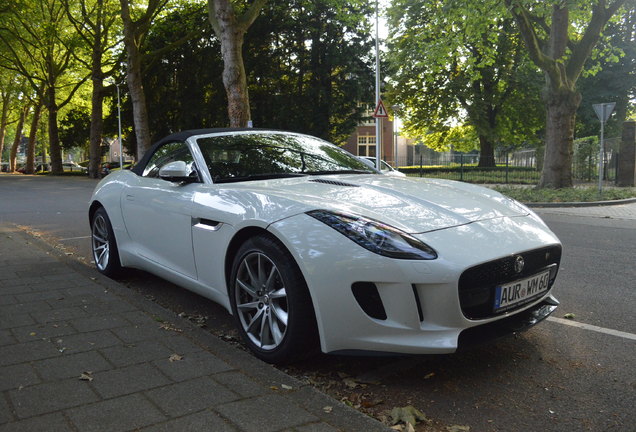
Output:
[
  {"xmin": 120, "ymin": 0, "xmax": 152, "ymax": 159},
  {"xmin": 47, "ymin": 85, "xmax": 63, "ymax": 174},
  {"xmin": 89, "ymin": 56, "xmax": 105, "ymax": 178},
  {"xmin": 10, "ymin": 105, "xmax": 29, "ymax": 172},
  {"xmin": 538, "ymin": 88, "xmax": 581, "ymax": 188},
  {"xmin": 220, "ymin": 31, "xmax": 250, "ymax": 127},
  {"xmin": 26, "ymin": 102, "xmax": 43, "ymax": 174},
  {"xmin": 477, "ymin": 136, "xmax": 496, "ymax": 167},
  {"xmin": 208, "ymin": 0, "xmax": 267, "ymax": 128},
  {"xmin": 0, "ymin": 92, "xmax": 9, "ymax": 166}
]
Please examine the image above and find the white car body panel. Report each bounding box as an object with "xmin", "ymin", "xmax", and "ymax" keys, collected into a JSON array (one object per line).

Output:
[{"xmin": 89, "ymin": 130, "xmax": 561, "ymax": 356}]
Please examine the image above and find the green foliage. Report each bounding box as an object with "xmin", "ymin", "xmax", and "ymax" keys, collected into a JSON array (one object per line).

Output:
[
  {"xmin": 140, "ymin": 0, "xmax": 374, "ymax": 145},
  {"xmin": 576, "ymin": 5, "xmax": 636, "ymax": 139},
  {"xmin": 247, "ymin": 0, "xmax": 374, "ymax": 144},
  {"xmin": 59, "ymin": 108, "xmax": 90, "ymax": 151},
  {"xmin": 386, "ymin": 0, "xmax": 543, "ymax": 153}
]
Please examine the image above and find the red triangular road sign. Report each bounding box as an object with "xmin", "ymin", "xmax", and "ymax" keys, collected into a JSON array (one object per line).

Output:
[{"xmin": 373, "ymin": 99, "xmax": 389, "ymax": 118}]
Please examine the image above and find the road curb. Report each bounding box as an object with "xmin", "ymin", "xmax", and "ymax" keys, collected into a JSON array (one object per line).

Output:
[{"xmin": 526, "ymin": 197, "xmax": 636, "ymax": 208}]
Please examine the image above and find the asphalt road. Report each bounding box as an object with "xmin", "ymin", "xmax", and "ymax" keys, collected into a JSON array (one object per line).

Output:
[{"xmin": 1, "ymin": 174, "xmax": 635, "ymax": 432}]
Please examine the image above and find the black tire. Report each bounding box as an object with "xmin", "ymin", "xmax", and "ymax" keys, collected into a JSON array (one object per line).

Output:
[
  {"xmin": 90, "ymin": 207, "xmax": 124, "ymax": 277},
  {"xmin": 229, "ymin": 234, "xmax": 318, "ymax": 364}
]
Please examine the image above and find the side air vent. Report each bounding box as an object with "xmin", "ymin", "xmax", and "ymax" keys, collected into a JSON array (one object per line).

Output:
[
  {"xmin": 352, "ymin": 282, "xmax": 387, "ymax": 320},
  {"xmin": 310, "ymin": 179, "xmax": 360, "ymax": 187}
]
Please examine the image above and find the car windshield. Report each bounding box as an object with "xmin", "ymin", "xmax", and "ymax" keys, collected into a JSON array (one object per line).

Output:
[{"xmin": 196, "ymin": 132, "xmax": 377, "ymax": 183}]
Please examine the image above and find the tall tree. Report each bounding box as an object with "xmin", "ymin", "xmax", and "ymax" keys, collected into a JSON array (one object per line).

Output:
[
  {"xmin": 119, "ymin": 0, "xmax": 167, "ymax": 159},
  {"xmin": 207, "ymin": 0, "xmax": 267, "ymax": 127},
  {"xmin": 8, "ymin": 103, "xmax": 30, "ymax": 172},
  {"xmin": 506, "ymin": 0, "xmax": 627, "ymax": 188},
  {"xmin": 386, "ymin": 0, "xmax": 543, "ymax": 166},
  {"xmin": 64, "ymin": 0, "xmax": 120, "ymax": 178},
  {"xmin": 0, "ymin": 0, "xmax": 88, "ymax": 174}
]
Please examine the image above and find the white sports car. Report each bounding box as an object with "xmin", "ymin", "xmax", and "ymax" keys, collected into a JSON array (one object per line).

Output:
[{"xmin": 89, "ymin": 129, "xmax": 561, "ymax": 364}]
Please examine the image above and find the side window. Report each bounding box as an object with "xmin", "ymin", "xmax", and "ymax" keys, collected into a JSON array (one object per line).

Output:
[{"xmin": 142, "ymin": 141, "xmax": 197, "ymax": 179}]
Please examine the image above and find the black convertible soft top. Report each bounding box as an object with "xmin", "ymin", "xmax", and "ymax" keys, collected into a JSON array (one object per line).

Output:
[{"xmin": 131, "ymin": 128, "xmax": 273, "ymax": 176}]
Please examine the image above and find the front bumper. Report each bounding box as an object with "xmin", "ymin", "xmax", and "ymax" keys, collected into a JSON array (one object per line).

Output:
[
  {"xmin": 457, "ymin": 294, "xmax": 559, "ymax": 351},
  {"xmin": 269, "ymin": 213, "xmax": 562, "ymax": 355}
]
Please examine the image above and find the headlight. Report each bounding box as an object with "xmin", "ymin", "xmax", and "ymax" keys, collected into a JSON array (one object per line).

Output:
[{"xmin": 307, "ymin": 210, "xmax": 437, "ymax": 260}]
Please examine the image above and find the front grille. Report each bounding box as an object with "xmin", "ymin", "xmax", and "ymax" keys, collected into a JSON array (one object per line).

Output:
[{"xmin": 458, "ymin": 245, "xmax": 562, "ymax": 319}]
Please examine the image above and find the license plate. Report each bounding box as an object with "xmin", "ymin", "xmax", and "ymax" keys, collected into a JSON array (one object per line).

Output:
[{"xmin": 494, "ymin": 270, "xmax": 551, "ymax": 312}]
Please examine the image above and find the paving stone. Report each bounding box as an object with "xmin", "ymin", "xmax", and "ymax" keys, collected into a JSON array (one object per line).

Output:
[
  {"xmin": 33, "ymin": 350, "xmax": 113, "ymax": 381},
  {"xmin": 0, "ymin": 340, "xmax": 60, "ymax": 366},
  {"xmin": 100, "ymin": 339, "xmax": 174, "ymax": 367},
  {"xmin": 140, "ymin": 409, "xmax": 238, "ymax": 432},
  {"xmin": 53, "ymin": 329, "xmax": 120, "ymax": 354},
  {"xmin": 70, "ymin": 314, "xmax": 131, "ymax": 332},
  {"xmin": 66, "ymin": 394, "xmax": 166, "ymax": 432},
  {"xmin": 212, "ymin": 371, "xmax": 269, "ymax": 398},
  {"xmin": 91, "ymin": 363, "xmax": 171, "ymax": 398},
  {"xmin": 14, "ymin": 290, "xmax": 66, "ymax": 303},
  {"xmin": 0, "ymin": 363, "xmax": 40, "ymax": 391},
  {"xmin": 11, "ymin": 321, "xmax": 77, "ymax": 343},
  {"xmin": 32, "ymin": 306, "xmax": 88, "ymax": 324},
  {"xmin": 160, "ymin": 334, "xmax": 206, "ymax": 355},
  {"xmin": 9, "ymin": 378, "xmax": 99, "ymax": 418},
  {"xmin": 145, "ymin": 376, "xmax": 239, "ymax": 417},
  {"xmin": 0, "ymin": 301, "xmax": 52, "ymax": 315},
  {"xmin": 0, "ymin": 413, "xmax": 73, "ymax": 432},
  {"xmin": 216, "ymin": 394, "xmax": 318, "ymax": 432},
  {"xmin": 0, "ymin": 329, "xmax": 16, "ymax": 347},
  {"xmin": 0, "ymin": 392, "xmax": 13, "ymax": 424},
  {"xmin": 153, "ymin": 350, "xmax": 233, "ymax": 382},
  {"xmin": 2, "ymin": 277, "xmax": 47, "ymax": 289},
  {"xmin": 110, "ymin": 323, "xmax": 168, "ymax": 343},
  {"xmin": 294, "ymin": 423, "xmax": 340, "ymax": 432},
  {"xmin": 121, "ymin": 310, "xmax": 163, "ymax": 326},
  {"xmin": 0, "ymin": 295, "xmax": 17, "ymax": 306},
  {"xmin": 0, "ymin": 313, "xmax": 35, "ymax": 330}
]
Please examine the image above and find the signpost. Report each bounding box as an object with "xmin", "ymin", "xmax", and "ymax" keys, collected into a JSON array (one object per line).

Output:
[{"xmin": 593, "ymin": 102, "xmax": 616, "ymax": 194}]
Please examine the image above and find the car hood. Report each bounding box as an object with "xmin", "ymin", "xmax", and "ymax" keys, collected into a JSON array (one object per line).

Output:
[{"xmin": 220, "ymin": 174, "xmax": 531, "ymax": 233}]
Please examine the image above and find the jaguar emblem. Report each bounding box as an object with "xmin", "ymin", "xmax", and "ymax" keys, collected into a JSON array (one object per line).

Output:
[{"xmin": 514, "ymin": 255, "xmax": 525, "ymax": 273}]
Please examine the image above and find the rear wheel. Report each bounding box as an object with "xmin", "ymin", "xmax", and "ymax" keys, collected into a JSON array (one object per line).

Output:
[
  {"xmin": 229, "ymin": 235, "xmax": 318, "ymax": 364},
  {"xmin": 91, "ymin": 207, "xmax": 123, "ymax": 277}
]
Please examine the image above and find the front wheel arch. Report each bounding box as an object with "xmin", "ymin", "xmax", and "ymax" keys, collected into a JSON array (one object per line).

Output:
[{"xmin": 228, "ymin": 233, "xmax": 319, "ymax": 364}]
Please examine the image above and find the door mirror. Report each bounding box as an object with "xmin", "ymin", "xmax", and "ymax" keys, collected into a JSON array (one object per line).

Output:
[{"xmin": 159, "ymin": 161, "xmax": 198, "ymax": 183}]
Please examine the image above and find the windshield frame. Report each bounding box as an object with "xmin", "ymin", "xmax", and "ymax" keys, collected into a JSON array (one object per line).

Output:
[{"xmin": 190, "ymin": 131, "xmax": 379, "ymax": 184}]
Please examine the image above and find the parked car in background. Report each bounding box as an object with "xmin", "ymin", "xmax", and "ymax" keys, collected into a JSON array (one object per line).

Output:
[
  {"xmin": 63, "ymin": 162, "xmax": 87, "ymax": 173},
  {"xmin": 361, "ymin": 156, "xmax": 406, "ymax": 177},
  {"xmin": 89, "ymin": 129, "xmax": 562, "ymax": 364},
  {"xmin": 100, "ymin": 161, "xmax": 133, "ymax": 177}
]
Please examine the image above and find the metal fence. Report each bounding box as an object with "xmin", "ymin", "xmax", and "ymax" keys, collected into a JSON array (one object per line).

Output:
[{"xmin": 395, "ymin": 137, "xmax": 621, "ymax": 185}]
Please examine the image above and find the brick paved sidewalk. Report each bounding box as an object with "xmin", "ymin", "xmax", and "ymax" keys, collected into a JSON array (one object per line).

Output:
[{"xmin": 0, "ymin": 224, "xmax": 389, "ymax": 432}]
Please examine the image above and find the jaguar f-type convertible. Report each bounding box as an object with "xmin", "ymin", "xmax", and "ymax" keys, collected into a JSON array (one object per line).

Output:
[{"xmin": 89, "ymin": 129, "xmax": 561, "ymax": 364}]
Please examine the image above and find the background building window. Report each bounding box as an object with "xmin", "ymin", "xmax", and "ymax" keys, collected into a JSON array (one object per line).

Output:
[{"xmin": 357, "ymin": 135, "xmax": 376, "ymax": 157}]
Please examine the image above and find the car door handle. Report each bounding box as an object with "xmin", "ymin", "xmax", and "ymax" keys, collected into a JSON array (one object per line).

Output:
[{"xmin": 125, "ymin": 194, "xmax": 135, "ymax": 201}]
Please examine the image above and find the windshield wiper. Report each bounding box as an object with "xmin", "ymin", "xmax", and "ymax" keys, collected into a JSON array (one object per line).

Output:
[
  {"xmin": 305, "ymin": 170, "xmax": 373, "ymax": 176},
  {"xmin": 214, "ymin": 173, "xmax": 307, "ymax": 183}
]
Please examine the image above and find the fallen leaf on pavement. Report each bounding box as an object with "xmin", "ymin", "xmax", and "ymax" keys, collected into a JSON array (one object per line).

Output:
[
  {"xmin": 168, "ymin": 353, "xmax": 183, "ymax": 362},
  {"xmin": 281, "ymin": 384, "xmax": 293, "ymax": 390},
  {"xmin": 390, "ymin": 405, "xmax": 429, "ymax": 427},
  {"xmin": 446, "ymin": 426, "xmax": 470, "ymax": 432},
  {"xmin": 79, "ymin": 372, "xmax": 94, "ymax": 382}
]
